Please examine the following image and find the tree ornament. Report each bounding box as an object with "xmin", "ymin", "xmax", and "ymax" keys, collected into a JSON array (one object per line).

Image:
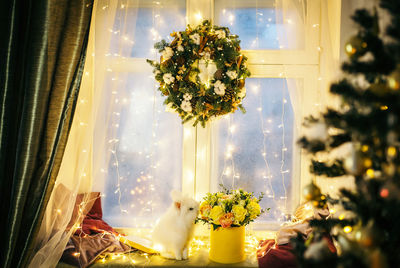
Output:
[
  {"xmin": 303, "ymin": 183, "xmax": 322, "ymax": 201},
  {"xmin": 345, "ymin": 35, "xmax": 368, "ymax": 58},
  {"xmin": 337, "ymin": 233, "xmax": 359, "ymax": 253},
  {"xmin": 344, "ymin": 145, "xmax": 365, "ymax": 175},
  {"xmin": 370, "ymin": 249, "xmax": 388, "ymax": 268},
  {"xmin": 354, "ymin": 220, "xmax": 382, "ymax": 248},
  {"xmin": 369, "ymin": 82, "xmax": 390, "ymax": 97},
  {"xmin": 387, "ymin": 65, "xmax": 400, "ymax": 90},
  {"xmin": 304, "ymin": 239, "xmax": 334, "ymax": 261}
]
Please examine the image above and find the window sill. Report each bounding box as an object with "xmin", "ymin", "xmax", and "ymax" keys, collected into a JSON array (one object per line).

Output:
[{"xmin": 57, "ymin": 230, "xmax": 275, "ymax": 268}]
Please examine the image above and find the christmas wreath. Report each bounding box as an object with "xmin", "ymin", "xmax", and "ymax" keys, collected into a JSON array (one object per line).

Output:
[{"xmin": 147, "ymin": 20, "xmax": 250, "ymax": 127}]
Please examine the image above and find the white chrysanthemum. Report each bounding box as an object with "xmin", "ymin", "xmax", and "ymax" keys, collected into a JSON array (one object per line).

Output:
[
  {"xmin": 226, "ymin": 70, "xmax": 238, "ymax": 80},
  {"xmin": 162, "ymin": 47, "xmax": 174, "ymax": 61},
  {"xmin": 183, "ymin": 93, "xmax": 192, "ymax": 100},
  {"xmin": 165, "ymin": 102, "xmax": 177, "ymax": 113},
  {"xmin": 163, "ymin": 73, "xmax": 175, "ymax": 84},
  {"xmin": 190, "ymin": 33, "xmax": 200, "ymax": 45},
  {"xmin": 177, "ymin": 45, "xmax": 184, "ymax": 52},
  {"xmin": 214, "ymin": 80, "xmax": 226, "ymax": 96},
  {"xmin": 181, "ymin": 100, "xmax": 192, "ymax": 112},
  {"xmin": 215, "ymin": 30, "xmax": 226, "ymax": 39},
  {"xmin": 238, "ymin": 87, "xmax": 246, "ymax": 99},
  {"xmin": 200, "ymin": 51, "xmax": 211, "ymax": 60}
]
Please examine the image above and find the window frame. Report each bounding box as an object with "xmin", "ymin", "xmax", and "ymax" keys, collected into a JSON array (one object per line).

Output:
[
  {"xmin": 107, "ymin": 0, "xmax": 321, "ymax": 230},
  {"xmin": 182, "ymin": 0, "xmax": 321, "ymax": 229}
]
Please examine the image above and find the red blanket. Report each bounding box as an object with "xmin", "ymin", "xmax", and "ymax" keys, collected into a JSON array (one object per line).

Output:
[{"xmin": 61, "ymin": 193, "xmax": 131, "ymax": 268}]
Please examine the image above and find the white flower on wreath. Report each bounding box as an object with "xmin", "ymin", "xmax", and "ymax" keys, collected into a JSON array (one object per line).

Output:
[
  {"xmin": 162, "ymin": 47, "xmax": 174, "ymax": 61},
  {"xmin": 181, "ymin": 100, "xmax": 192, "ymax": 112},
  {"xmin": 154, "ymin": 70, "xmax": 161, "ymax": 76},
  {"xmin": 165, "ymin": 102, "xmax": 177, "ymax": 113},
  {"xmin": 177, "ymin": 40, "xmax": 184, "ymax": 52},
  {"xmin": 226, "ymin": 70, "xmax": 238, "ymax": 80},
  {"xmin": 200, "ymin": 51, "xmax": 211, "ymax": 60},
  {"xmin": 238, "ymin": 87, "xmax": 246, "ymax": 99},
  {"xmin": 183, "ymin": 93, "xmax": 192, "ymax": 101},
  {"xmin": 214, "ymin": 80, "xmax": 226, "ymax": 96},
  {"xmin": 190, "ymin": 33, "xmax": 200, "ymax": 45},
  {"xmin": 215, "ymin": 30, "xmax": 226, "ymax": 39},
  {"xmin": 163, "ymin": 73, "xmax": 175, "ymax": 84}
]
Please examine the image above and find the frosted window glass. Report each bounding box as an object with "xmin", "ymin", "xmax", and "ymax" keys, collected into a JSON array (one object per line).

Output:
[
  {"xmin": 110, "ymin": 0, "xmax": 186, "ymax": 58},
  {"xmin": 100, "ymin": 72, "xmax": 183, "ymax": 228},
  {"xmin": 214, "ymin": 0, "xmax": 305, "ymax": 50},
  {"xmin": 213, "ymin": 78, "xmax": 296, "ymax": 223},
  {"xmin": 99, "ymin": 1, "xmax": 185, "ymax": 228}
]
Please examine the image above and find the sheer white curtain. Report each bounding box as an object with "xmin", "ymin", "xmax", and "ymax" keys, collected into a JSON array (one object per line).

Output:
[
  {"xmin": 29, "ymin": 1, "xmax": 186, "ymax": 266},
  {"xmin": 28, "ymin": 1, "xmax": 132, "ymax": 267},
  {"xmin": 275, "ymin": 0, "xmax": 344, "ymax": 199}
]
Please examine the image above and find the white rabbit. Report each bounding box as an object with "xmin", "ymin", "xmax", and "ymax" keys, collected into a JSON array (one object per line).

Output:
[{"xmin": 152, "ymin": 190, "xmax": 199, "ymax": 260}]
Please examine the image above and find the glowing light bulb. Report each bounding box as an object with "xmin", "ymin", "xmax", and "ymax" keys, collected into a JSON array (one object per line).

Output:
[
  {"xmin": 195, "ymin": 12, "xmax": 202, "ymax": 22},
  {"xmin": 343, "ymin": 226, "xmax": 352, "ymax": 233}
]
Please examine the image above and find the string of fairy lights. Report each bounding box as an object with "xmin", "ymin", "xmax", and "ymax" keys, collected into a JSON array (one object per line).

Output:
[
  {"xmin": 92, "ymin": 0, "xmax": 332, "ymax": 227},
  {"xmin": 58, "ymin": 0, "xmax": 347, "ymax": 264}
]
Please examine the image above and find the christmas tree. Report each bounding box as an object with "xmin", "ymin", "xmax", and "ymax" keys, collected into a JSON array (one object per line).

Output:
[{"xmin": 292, "ymin": 0, "xmax": 400, "ymax": 267}]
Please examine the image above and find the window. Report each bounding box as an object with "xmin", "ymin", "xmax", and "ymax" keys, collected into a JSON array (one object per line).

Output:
[
  {"xmin": 98, "ymin": 0, "xmax": 186, "ymax": 228},
  {"xmin": 99, "ymin": 0, "xmax": 320, "ymax": 229}
]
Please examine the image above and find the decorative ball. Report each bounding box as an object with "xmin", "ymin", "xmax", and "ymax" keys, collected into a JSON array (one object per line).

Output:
[
  {"xmin": 345, "ymin": 35, "xmax": 368, "ymax": 58},
  {"xmin": 147, "ymin": 20, "xmax": 251, "ymax": 127},
  {"xmin": 369, "ymin": 82, "xmax": 391, "ymax": 97},
  {"xmin": 354, "ymin": 220, "xmax": 382, "ymax": 248},
  {"xmin": 387, "ymin": 65, "xmax": 400, "ymax": 90},
  {"xmin": 370, "ymin": 249, "xmax": 388, "ymax": 268},
  {"xmin": 337, "ymin": 234, "xmax": 359, "ymax": 253},
  {"xmin": 303, "ymin": 183, "xmax": 322, "ymax": 201}
]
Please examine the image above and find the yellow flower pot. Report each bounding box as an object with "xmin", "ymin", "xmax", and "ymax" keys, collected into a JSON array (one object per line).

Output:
[{"xmin": 209, "ymin": 226, "xmax": 246, "ymax": 264}]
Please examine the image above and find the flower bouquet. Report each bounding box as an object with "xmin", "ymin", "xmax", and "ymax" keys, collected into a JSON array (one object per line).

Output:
[{"xmin": 197, "ymin": 187, "xmax": 267, "ymax": 263}]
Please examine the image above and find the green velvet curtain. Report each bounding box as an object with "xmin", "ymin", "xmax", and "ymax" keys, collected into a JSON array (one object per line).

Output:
[{"xmin": 0, "ymin": 0, "xmax": 93, "ymax": 267}]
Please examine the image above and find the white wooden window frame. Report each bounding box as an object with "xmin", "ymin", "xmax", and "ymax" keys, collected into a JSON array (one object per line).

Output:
[
  {"xmin": 183, "ymin": 0, "xmax": 321, "ymax": 218},
  {"xmin": 108, "ymin": 0, "xmax": 321, "ymax": 228}
]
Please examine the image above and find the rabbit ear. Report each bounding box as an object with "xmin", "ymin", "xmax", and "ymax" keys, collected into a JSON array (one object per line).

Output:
[
  {"xmin": 175, "ymin": 202, "xmax": 181, "ymax": 210},
  {"xmin": 170, "ymin": 189, "xmax": 182, "ymax": 202}
]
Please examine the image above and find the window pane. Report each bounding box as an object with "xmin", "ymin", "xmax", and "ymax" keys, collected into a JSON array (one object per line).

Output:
[
  {"xmin": 110, "ymin": 0, "xmax": 186, "ymax": 58},
  {"xmin": 212, "ymin": 78, "xmax": 297, "ymax": 223},
  {"xmin": 97, "ymin": 72, "xmax": 183, "ymax": 228},
  {"xmin": 97, "ymin": 0, "xmax": 185, "ymax": 228},
  {"xmin": 214, "ymin": 0, "xmax": 305, "ymax": 50}
]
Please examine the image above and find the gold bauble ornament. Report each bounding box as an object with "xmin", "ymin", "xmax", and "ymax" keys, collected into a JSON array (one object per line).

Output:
[
  {"xmin": 303, "ymin": 183, "xmax": 321, "ymax": 201},
  {"xmin": 387, "ymin": 64, "xmax": 400, "ymax": 90},
  {"xmin": 370, "ymin": 249, "xmax": 388, "ymax": 268},
  {"xmin": 369, "ymin": 82, "xmax": 390, "ymax": 97},
  {"xmin": 345, "ymin": 35, "xmax": 368, "ymax": 58},
  {"xmin": 354, "ymin": 220, "xmax": 382, "ymax": 248}
]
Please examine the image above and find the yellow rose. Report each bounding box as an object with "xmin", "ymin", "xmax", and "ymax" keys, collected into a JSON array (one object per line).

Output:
[
  {"xmin": 232, "ymin": 205, "xmax": 247, "ymax": 224},
  {"xmin": 200, "ymin": 201, "xmax": 212, "ymax": 218},
  {"xmin": 247, "ymin": 201, "xmax": 261, "ymax": 219},
  {"xmin": 210, "ymin": 206, "xmax": 224, "ymax": 224}
]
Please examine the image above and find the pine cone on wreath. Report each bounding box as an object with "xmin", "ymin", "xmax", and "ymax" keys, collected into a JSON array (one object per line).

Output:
[
  {"xmin": 222, "ymin": 88, "xmax": 235, "ymax": 102},
  {"xmin": 214, "ymin": 69, "xmax": 224, "ymax": 80}
]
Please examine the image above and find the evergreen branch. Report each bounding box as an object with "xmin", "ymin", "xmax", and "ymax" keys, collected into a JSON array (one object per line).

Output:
[{"xmin": 310, "ymin": 160, "xmax": 347, "ymax": 177}]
